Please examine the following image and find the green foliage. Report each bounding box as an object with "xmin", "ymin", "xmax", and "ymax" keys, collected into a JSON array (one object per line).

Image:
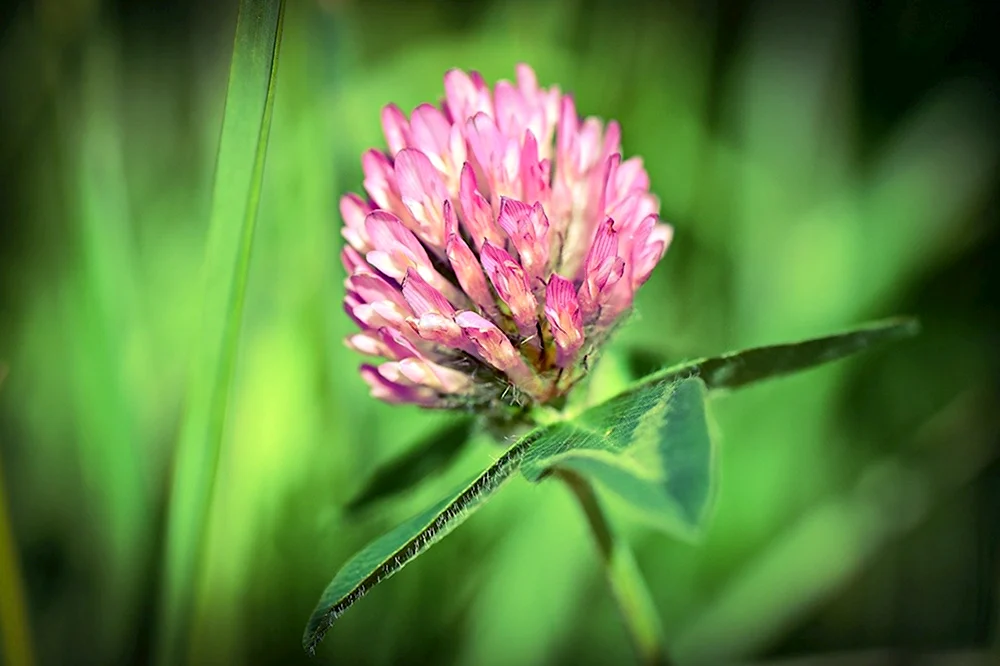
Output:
[
  {"xmin": 304, "ymin": 319, "xmax": 916, "ymax": 655},
  {"xmin": 302, "ymin": 428, "xmax": 538, "ymax": 654},
  {"xmin": 154, "ymin": 2, "xmax": 286, "ymax": 664},
  {"xmin": 345, "ymin": 416, "xmax": 478, "ymax": 514},
  {"xmin": 523, "ymin": 378, "xmax": 715, "ymax": 540},
  {"xmin": 625, "ymin": 317, "xmax": 919, "ymax": 395},
  {"xmin": 308, "ymin": 242, "xmax": 908, "ymax": 655}
]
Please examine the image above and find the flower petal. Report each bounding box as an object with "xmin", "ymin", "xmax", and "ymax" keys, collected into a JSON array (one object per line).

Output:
[
  {"xmin": 401, "ymin": 268, "xmax": 456, "ymax": 317},
  {"xmin": 340, "ymin": 193, "xmax": 373, "ymax": 252},
  {"xmin": 578, "ymin": 218, "xmax": 625, "ymax": 321},
  {"xmin": 458, "ymin": 163, "xmax": 505, "ymax": 250},
  {"xmin": 361, "ymin": 363, "xmax": 439, "ymax": 406},
  {"xmin": 398, "ymin": 357, "xmax": 471, "ymax": 394},
  {"xmin": 395, "ymin": 148, "xmax": 449, "ymax": 247},
  {"xmin": 443, "ymin": 69, "xmax": 493, "ymax": 124},
  {"xmin": 380, "ymin": 103, "xmax": 411, "ymax": 156},
  {"xmin": 478, "ymin": 241, "xmax": 539, "ymax": 337},
  {"xmin": 544, "ymin": 275, "xmax": 584, "ymax": 367},
  {"xmin": 455, "ymin": 311, "xmax": 540, "ymax": 394}
]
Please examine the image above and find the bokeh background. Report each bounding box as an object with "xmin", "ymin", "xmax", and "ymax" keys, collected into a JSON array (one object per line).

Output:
[{"xmin": 1, "ymin": 0, "xmax": 998, "ymax": 664}]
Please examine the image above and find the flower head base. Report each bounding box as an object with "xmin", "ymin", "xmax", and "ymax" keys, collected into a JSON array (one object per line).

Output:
[{"xmin": 342, "ymin": 64, "xmax": 673, "ymax": 411}]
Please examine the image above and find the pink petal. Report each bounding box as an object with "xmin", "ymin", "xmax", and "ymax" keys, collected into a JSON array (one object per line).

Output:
[
  {"xmin": 465, "ymin": 113, "xmax": 502, "ymax": 191},
  {"xmin": 345, "ymin": 332, "xmax": 388, "ymax": 357},
  {"xmin": 408, "ymin": 312, "xmax": 467, "ymax": 349},
  {"xmin": 493, "ymin": 79, "xmax": 524, "ymax": 139},
  {"xmin": 515, "ymin": 63, "xmax": 539, "ymax": 96},
  {"xmin": 556, "ymin": 95, "xmax": 579, "ymax": 173},
  {"xmin": 381, "ymin": 103, "xmax": 411, "ymax": 156},
  {"xmin": 496, "ymin": 197, "xmax": 533, "ymax": 240},
  {"xmin": 478, "ymin": 241, "xmax": 539, "ymax": 337},
  {"xmin": 443, "ymin": 69, "xmax": 493, "ymax": 124},
  {"xmin": 455, "ymin": 311, "xmax": 539, "ymax": 392},
  {"xmin": 401, "ymin": 268, "xmax": 456, "ymax": 317},
  {"xmin": 340, "ymin": 194, "xmax": 373, "ymax": 251},
  {"xmin": 361, "ymin": 363, "xmax": 438, "ymax": 406},
  {"xmin": 496, "ymin": 197, "xmax": 549, "ymax": 283},
  {"xmin": 544, "ymin": 275, "xmax": 584, "ymax": 367},
  {"xmin": 600, "ymin": 120, "xmax": 622, "ymax": 166},
  {"xmin": 343, "ymin": 296, "xmax": 367, "ymax": 329},
  {"xmin": 394, "ymin": 148, "xmax": 449, "ymax": 247},
  {"xmin": 519, "ymin": 130, "xmax": 546, "ymax": 205},
  {"xmin": 346, "ymin": 272, "xmax": 410, "ymax": 310},
  {"xmin": 409, "ymin": 104, "xmax": 451, "ymax": 156},
  {"xmin": 631, "ymin": 219, "xmax": 673, "ymax": 288},
  {"xmin": 578, "ymin": 218, "xmax": 625, "ymax": 321},
  {"xmin": 361, "ymin": 150, "xmax": 399, "ymax": 213},
  {"xmin": 364, "ymin": 210, "xmax": 432, "ymax": 280},
  {"xmin": 445, "ymin": 230, "xmax": 499, "ymax": 317},
  {"xmin": 576, "ymin": 117, "xmax": 605, "ymax": 174},
  {"xmin": 584, "ymin": 217, "xmax": 619, "ymax": 276},
  {"xmin": 341, "ymin": 245, "xmax": 373, "ymax": 276},
  {"xmin": 352, "ymin": 300, "xmax": 408, "ymax": 331},
  {"xmin": 458, "ymin": 163, "xmax": 505, "ymax": 250},
  {"xmin": 398, "ymin": 357, "xmax": 471, "ymax": 394},
  {"xmin": 376, "ymin": 326, "xmax": 422, "ymax": 360}
]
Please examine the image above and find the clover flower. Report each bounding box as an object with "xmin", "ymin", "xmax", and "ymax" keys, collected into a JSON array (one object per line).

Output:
[{"xmin": 341, "ymin": 64, "xmax": 673, "ymax": 410}]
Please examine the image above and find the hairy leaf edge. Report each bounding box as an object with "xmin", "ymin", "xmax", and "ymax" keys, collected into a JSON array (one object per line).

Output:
[
  {"xmin": 624, "ymin": 317, "xmax": 919, "ymax": 396},
  {"xmin": 302, "ymin": 428, "xmax": 541, "ymax": 654}
]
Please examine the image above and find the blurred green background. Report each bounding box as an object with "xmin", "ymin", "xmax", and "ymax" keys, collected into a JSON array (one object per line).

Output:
[{"xmin": 1, "ymin": 0, "xmax": 998, "ymax": 664}]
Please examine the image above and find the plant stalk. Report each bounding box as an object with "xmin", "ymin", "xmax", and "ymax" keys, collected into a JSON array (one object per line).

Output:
[
  {"xmin": 0, "ymin": 366, "xmax": 36, "ymax": 666},
  {"xmin": 558, "ymin": 469, "xmax": 673, "ymax": 666}
]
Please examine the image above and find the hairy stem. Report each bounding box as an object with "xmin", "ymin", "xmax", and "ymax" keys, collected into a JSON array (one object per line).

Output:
[{"xmin": 558, "ymin": 469, "xmax": 673, "ymax": 666}]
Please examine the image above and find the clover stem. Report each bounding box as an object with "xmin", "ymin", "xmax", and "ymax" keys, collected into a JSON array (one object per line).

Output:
[{"xmin": 558, "ymin": 469, "xmax": 673, "ymax": 666}]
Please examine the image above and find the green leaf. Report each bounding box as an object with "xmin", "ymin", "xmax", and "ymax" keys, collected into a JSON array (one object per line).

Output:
[
  {"xmin": 523, "ymin": 377, "xmax": 715, "ymax": 539},
  {"xmin": 625, "ymin": 317, "xmax": 919, "ymax": 396},
  {"xmin": 521, "ymin": 318, "xmax": 917, "ymax": 539},
  {"xmin": 303, "ymin": 318, "xmax": 917, "ymax": 653},
  {"xmin": 153, "ymin": 2, "xmax": 286, "ymax": 665},
  {"xmin": 344, "ymin": 415, "xmax": 477, "ymax": 514},
  {"xmin": 303, "ymin": 428, "xmax": 541, "ymax": 655}
]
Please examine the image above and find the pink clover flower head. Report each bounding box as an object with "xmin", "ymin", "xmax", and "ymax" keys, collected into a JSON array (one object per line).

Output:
[{"xmin": 341, "ymin": 64, "xmax": 673, "ymax": 410}]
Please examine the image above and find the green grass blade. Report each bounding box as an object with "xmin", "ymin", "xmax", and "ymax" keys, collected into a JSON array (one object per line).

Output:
[
  {"xmin": 154, "ymin": 2, "xmax": 286, "ymax": 665},
  {"xmin": 303, "ymin": 430, "xmax": 540, "ymax": 655},
  {"xmin": 0, "ymin": 365, "xmax": 35, "ymax": 666},
  {"xmin": 625, "ymin": 317, "xmax": 919, "ymax": 396}
]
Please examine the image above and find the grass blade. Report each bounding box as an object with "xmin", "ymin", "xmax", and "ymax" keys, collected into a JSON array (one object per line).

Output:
[
  {"xmin": 153, "ymin": 2, "xmax": 286, "ymax": 664},
  {"xmin": 0, "ymin": 365, "xmax": 35, "ymax": 666}
]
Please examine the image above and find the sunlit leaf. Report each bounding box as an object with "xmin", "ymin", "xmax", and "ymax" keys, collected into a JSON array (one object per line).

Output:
[
  {"xmin": 523, "ymin": 377, "xmax": 716, "ymax": 539},
  {"xmin": 154, "ymin": 1, "xmax": 286, "ymax": 664},
  {"xmin": 303, "ymin": 427, "xmax": 541, "ymax": 655},
  {"xmin": 345, "ymin": 415, "xmax": 477, "ymax": 514}
]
